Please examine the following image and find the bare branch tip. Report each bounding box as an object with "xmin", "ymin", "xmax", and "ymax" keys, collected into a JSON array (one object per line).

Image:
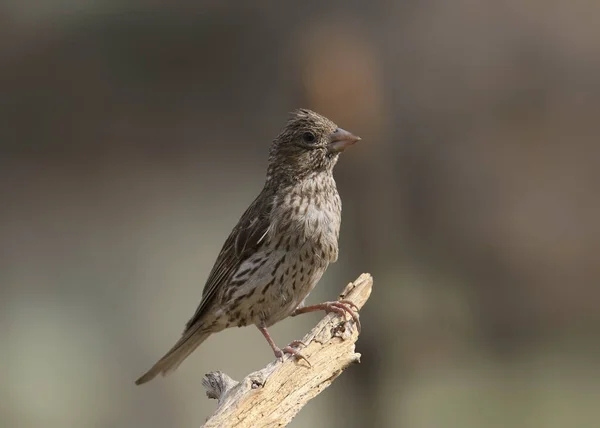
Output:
[{"xmin": 202, "ymin": 371, "xmax": 239, "ymax": 402}]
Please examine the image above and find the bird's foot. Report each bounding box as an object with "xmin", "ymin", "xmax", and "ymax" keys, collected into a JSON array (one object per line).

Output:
[
  {"xmin": 258, "ymin": 326, "xmax": 310, "ymax": 366},
  {"xmin": 287, "ymin": 339, "xmax": 308, "ymax": 348},
  {"xmin": 292, "ymin": 300, "xmax": 361, "ymax": 332},
  {"xmin": 273, "ymin": 341, "xmax": 311, "ymax": 367}
]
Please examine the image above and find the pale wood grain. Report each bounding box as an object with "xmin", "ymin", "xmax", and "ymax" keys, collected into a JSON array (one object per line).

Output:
[{"xmin": 201, "ymin": 273, "xmax": 373, "ymax": 427}]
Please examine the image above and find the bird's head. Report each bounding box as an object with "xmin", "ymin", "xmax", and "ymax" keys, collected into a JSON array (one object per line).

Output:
[{"xmin": 267, "ymin": 109, "xmax": 360, "ymax": 182}]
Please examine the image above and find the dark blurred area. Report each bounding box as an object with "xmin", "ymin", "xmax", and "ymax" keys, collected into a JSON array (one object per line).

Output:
[{"xmin": 2, "ymin": 1, "xmax": 599, "ymax": 427}]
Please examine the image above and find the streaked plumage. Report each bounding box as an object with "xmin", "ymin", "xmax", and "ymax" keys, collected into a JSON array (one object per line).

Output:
[{"xmin": 136, "ymin": 109, "xmax": 360, "ymax": 385}]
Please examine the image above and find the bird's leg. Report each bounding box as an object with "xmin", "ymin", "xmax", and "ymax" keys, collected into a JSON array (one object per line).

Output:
[
  {"xmin": 257, "ymin": 326, "xmax": 311, "ymax": 366},
  {"xmin": 291, "ymin": 300, "xmax": 361, "ymax": 332}
]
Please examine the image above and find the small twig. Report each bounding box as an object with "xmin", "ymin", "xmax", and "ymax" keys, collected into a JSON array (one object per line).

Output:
[{"xmin": 201, "ymin": 273, "xmax": 373, "ymax": 428}]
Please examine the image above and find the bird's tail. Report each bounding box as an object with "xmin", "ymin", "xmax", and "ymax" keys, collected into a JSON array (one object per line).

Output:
[{"xmin": 135, "ymin": 329, "xmax": 211, "ymax": 385}]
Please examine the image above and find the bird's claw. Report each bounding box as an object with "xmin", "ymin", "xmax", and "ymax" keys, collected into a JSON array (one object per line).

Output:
[
  {"xmin": 326, "ymin": 300, "xmax": 361, "ymax": 333},
  {"xmin": 287, "ymin": 339, "xmax": 308, "ymax": 348},
  {"xmin": 291, "ymin": 299, "xmax": 361, "ymax": 332},
  {"xmin": 274, "ymin": 342, "xmax": 311, "ymax": 367},
  {"xmin": 338, "ymin": 299, "xmax": 360, "ymax": 313}
]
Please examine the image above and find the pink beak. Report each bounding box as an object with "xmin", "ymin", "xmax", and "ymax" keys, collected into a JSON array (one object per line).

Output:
[{"xmin": 327, "ymin": 128, "xmax": 361, "ymax": 153}]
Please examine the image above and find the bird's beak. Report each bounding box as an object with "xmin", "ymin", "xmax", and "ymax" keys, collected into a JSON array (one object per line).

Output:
[{"xmin": 327, "ymin": 128, "xmax": 361, "ymax": 153}]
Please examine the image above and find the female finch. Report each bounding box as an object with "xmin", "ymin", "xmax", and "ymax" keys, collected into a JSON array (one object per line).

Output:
[{"xmin": 136, "ymin": 109, "xmax": 361, "ymax": 385}]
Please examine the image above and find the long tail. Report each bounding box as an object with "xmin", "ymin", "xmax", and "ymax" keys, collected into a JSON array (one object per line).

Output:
[{"xmin": 135, "ymin": 329, "xmax": 211, "ymax": 385}]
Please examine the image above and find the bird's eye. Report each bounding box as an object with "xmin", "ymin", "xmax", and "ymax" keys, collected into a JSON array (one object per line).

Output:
[{"xmin": 302, "ymin": 132, "xmax": 316, "ymax": 143}]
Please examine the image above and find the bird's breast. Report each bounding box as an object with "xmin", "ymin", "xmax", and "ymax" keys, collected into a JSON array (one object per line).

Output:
[
  {"xmin": 271, "ymin": 176, "xmax": 341, "ymax": 263},
  {"xmin": 226, "ymin": 177, "xmax": 342, "ymax": 327}
]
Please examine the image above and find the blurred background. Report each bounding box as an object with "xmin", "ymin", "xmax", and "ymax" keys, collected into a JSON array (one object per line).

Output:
[{"xmin": 2, "ymin": 1, "xmax": 599, "ymax": 427}]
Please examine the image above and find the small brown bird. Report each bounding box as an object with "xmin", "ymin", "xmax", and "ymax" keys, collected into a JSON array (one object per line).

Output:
[{"xmin": 136, "ymin": 109, "xmax": 361, "ymax": 385}]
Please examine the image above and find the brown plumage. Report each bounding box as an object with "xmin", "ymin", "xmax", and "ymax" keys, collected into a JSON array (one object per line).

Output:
[{"xmin": 135, "ymin": 109, "xmax": 361, "ymax": 385}]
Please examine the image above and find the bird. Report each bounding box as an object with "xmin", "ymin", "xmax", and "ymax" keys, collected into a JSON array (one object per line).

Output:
[{"xmin": 135, "ymin": 108, "xmax": 361, "ymax": 385}]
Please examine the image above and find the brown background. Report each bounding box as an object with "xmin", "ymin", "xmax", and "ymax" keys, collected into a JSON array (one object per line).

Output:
[{"xmin": 1, "ymin": 1, "xmax": 599, "ymax": 427}]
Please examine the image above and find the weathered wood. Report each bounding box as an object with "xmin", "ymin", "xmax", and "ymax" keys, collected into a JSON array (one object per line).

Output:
[{"xmin": 201, "ymin": 273, "xmax": 373, "ymax": 427}]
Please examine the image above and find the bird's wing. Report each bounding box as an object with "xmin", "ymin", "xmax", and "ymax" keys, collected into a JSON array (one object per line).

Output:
[{"xmin": 183, "ymin": 190, "xmax": 272, "ymax": 332}]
